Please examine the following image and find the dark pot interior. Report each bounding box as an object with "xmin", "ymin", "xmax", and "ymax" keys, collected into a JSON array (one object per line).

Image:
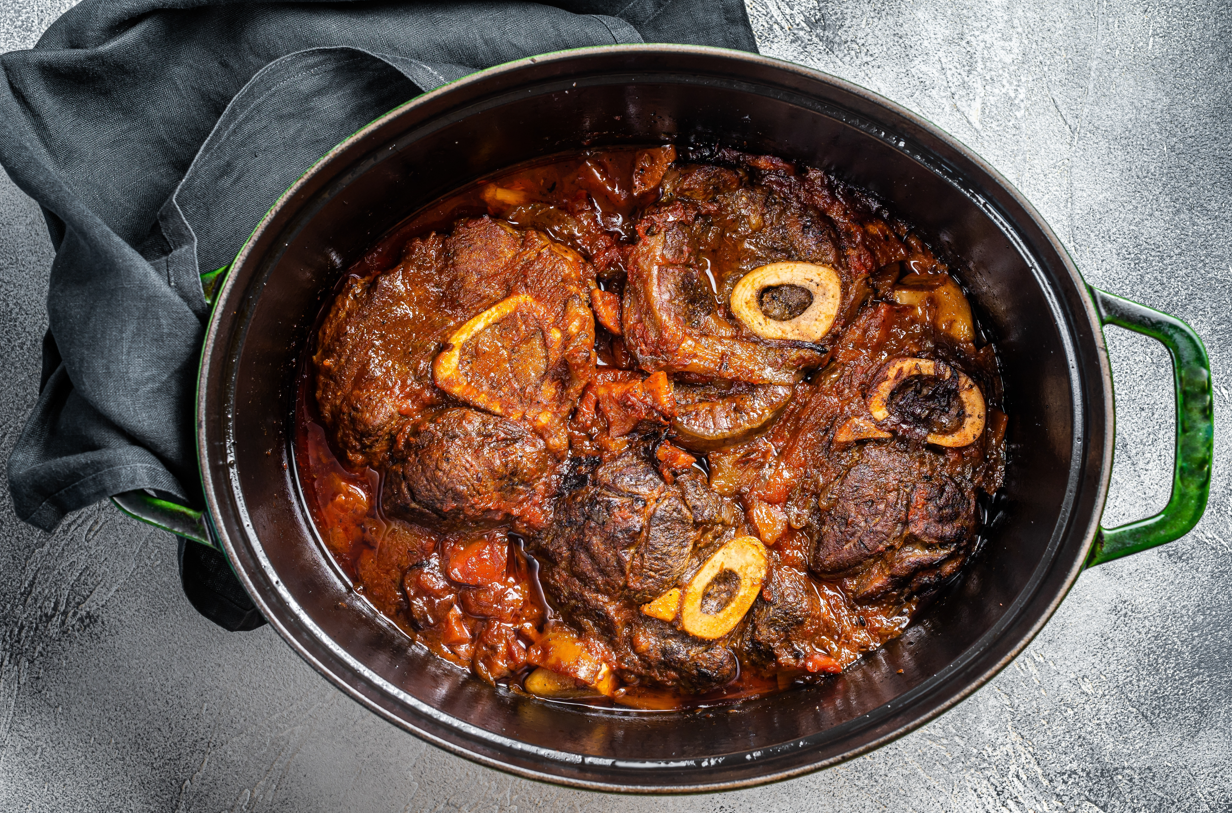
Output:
[{"xmin": 200, "ymin": 46, "xmax": 1113, "ymax": 791}]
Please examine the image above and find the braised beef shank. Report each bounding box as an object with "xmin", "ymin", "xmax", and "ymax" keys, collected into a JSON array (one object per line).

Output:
[
  {"xmin": 621, "ymin": 151, "xmax": 913, "ymax": 385},
  {"xmin": 531, "ymin": 448, "xmax": 743, "ymax": 690},
  {"xmin": 382, "ymin": 407, "xmax": 557, "ymax": 533},
  {"xmin": 314, "ymin": 216, "xmax": 596, "ymax": 468},
  {"xmin": 304, "ymin": 147, "xmax": 1006, "ymax": 705}
]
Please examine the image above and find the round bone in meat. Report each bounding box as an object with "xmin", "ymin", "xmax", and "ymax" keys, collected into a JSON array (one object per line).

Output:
[
  {"xmin": 679, "ymin": 535, "xmax": 769, "ymax": 640},
  {"xmin": 866, "ymin": 357, "xmax": 986, "ymax": 447},
  {"xmin": 729, "ymin": 262, "xmax": 843, "ymax": 343},
  {"xmin": 433, "ymin": 294, "xmax": 558, "ymax": 417}
]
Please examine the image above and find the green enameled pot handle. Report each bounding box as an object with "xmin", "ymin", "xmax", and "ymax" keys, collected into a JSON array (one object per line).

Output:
[
  {"xmin": 1085, "ymin": 287, "xmax": 1214, "ymax": 567},
  {"xmin": 111, "ymin": 491, "xmax": 217, "ymax": 550}
]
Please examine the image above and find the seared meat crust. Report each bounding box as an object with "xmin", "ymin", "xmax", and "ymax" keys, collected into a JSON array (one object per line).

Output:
[
  {"xmin": 743, "ymin": 560, "xmax": 831, "ymax": 671},
  {"xmin": 534, "ymin": 451, "xmax": 695, "ymax": 608},
  {"xmin": 628, "ymin": 617, "xmax": 740, "ymax": 689},
  {"xmin": 314, "ymin": 217, "xmax": 595, "ymax": 467},
  {"xmin": 812, "ymin": 445, "xmax": 977, "ymax": 599},
  {"xmin": 530, "ymin": 448, "xmax": 743, "ymax": 690},
  {"xmin": 621, "ymin": 151, "xmax": 916, "ymax": 385},
  {"xmin": 813, "ymin": 445, "xmax": 916, "ymax": 573},
  {"xmin": 382, "ymin": 408, "xmax": 557, "ymax": 533}
]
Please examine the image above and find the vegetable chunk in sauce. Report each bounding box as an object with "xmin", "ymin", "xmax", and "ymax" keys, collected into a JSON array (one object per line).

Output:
[{"xmin": 296, "ymin": 146, "xmax": 1006, "ymax": 709}]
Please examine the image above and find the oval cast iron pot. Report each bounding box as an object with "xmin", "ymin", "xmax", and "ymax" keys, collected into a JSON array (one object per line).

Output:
[{"xmin": 113, "ymin": 46, "xmax": 1214, "ymax": 792}]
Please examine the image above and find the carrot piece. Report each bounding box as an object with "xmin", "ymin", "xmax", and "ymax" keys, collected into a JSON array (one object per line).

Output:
[
  {"xmin": 644, "ymin": 370, "xmax": 676, "ymax": 414},
  {"xmin": 445, "ymin": 536, "xmax": 509, "ymax": 587},
  {"xmin": 440, "ymin": 604, "xmax": 473, "ymax": 645},
  {"xmin": 590, "ymin": 288, "xmax": 623, "ymax": 335},
  {"xmin": 749, "ymin": 500, "xmax": 787, "ymax": 546},
  {"xmin": 655, "ymin": 440, "xmax": 697, "ymax": 472},
  {"xmin": 805, "ymin": 652, "xmax": 842, "ymax": 674}
]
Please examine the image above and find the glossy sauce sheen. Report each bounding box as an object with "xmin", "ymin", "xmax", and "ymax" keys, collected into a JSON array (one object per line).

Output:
[{"xmin": 295, "ymin": 147, "xmax": 1005, "ymax": 710}]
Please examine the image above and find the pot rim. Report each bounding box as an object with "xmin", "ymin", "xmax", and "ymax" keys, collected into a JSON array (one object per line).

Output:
[{"xmin": 196, "ymin": 43, "xmax": 1116, "ymax": 792}]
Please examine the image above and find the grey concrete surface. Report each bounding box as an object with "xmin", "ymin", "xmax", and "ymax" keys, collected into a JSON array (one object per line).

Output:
[{"xmin": 1, "ymin": 1, "xmax": 1229, "ymax": 810}]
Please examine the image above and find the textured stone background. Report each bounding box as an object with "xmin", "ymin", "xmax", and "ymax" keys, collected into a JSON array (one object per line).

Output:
[{"xmin": 1, "ymin": 1, "xmax": 1228, "ymax": 810}]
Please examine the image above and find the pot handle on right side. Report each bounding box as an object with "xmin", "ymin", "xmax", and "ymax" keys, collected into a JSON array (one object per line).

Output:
[{"xmin": 1085, "ymin": 287, "xmax": 1214, "ymax": 567}]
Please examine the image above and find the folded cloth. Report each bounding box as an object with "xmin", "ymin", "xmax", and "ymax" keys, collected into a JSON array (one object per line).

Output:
[{"xmin": 0, "ymin": 0, "xmax": 755, "ymax": 629}]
